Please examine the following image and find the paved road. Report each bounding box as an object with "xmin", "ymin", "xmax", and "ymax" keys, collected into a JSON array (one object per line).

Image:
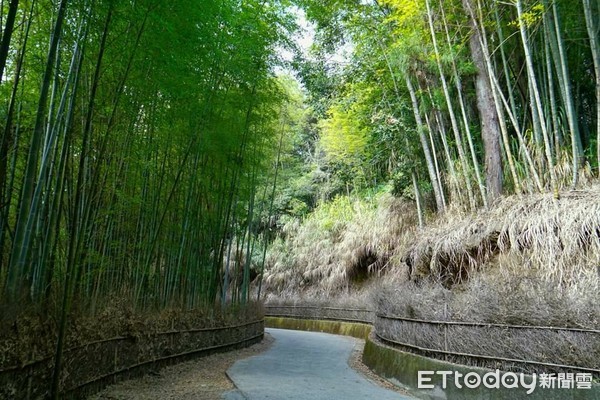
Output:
[{"xmin": 224, "ymin": 328, "xmax": 410, "ymax": 400}]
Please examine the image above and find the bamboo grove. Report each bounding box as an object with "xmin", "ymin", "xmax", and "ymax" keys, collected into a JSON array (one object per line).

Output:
[
  {"xmin": 296, "ymin": 0, "xmax": 599, "ymax": 217},
  {"xmin": 0, "ymin": 0, "xmax": 297, "ymax": 313}
]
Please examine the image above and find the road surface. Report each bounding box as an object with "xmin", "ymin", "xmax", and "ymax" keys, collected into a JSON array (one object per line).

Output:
[{"xmin": 224, "ymin": 328, "xmax": 410, "ymax": 400}]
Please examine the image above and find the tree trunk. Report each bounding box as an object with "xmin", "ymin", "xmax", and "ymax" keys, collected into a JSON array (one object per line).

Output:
[
  {"xmin": 516, "ymin": 0, "xmax": 558, "ymax": 197},
  {"xmin": 440, "ymin": 0, "xmax": 491, "ymax": 203},
  {"xmin": 546, "ymin": 0, "xmax": 582, "ymax": 187},
  {"xmin": 412, "ymin": 171, "xmax": 424, "ymax": 227},
  {"xmin": 257, "ymin": 116, "xmax": 285, "ymax": 301},
  {"xmin": 424, "ymin": 107, "xmax": 447, "ymax": 209},
  {"xmin": 582, "ymin": 0, "xmax": 600, "ymax": 176},
  {"xmin": 405, "ymin": 75, "xmax": 445, "ymax": 212},
  {"xmin": 425, "ymin": 0, "xmax": 478, "ymax": 209},
  {"xmin": 461, "ymin": 0, "xmax": 503, "ymax": 202},
  {"xmin": 544, "ymin": 30, "xmax": 561, "ymax": 160},
  {"xmin": 0, "ymin": 0, "xmax": 33, "ymax": 269},
  {"xmin": 0, "ymin": 0, "xmax": 19, "ymax": 81},
  {"xmin": 7, "ymin": 0, "xmax": 69, "ymax": 301}
]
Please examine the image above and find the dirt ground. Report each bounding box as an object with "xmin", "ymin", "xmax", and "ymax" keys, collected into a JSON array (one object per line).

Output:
[
  {"xmin": 89, "ymin": 334, "xmax": 274, "ymax": 400},
  {"xmin": 89, "ymin": 332, "xmax": 406, "ymax": 399}
]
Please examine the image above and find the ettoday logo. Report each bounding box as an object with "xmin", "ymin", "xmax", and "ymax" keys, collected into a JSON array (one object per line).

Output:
[
  {"xmin": 418, "ymin": 370, "xmax": 594, "ymax": 394},
  {"xmin": 418, "ymin": 370, "xmax": 537, "ymax": 394}
]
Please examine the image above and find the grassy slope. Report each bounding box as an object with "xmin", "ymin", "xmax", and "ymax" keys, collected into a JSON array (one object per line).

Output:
[{"xmin": 262, "ymin": 185, "xmax": 600, "ymax": 373}]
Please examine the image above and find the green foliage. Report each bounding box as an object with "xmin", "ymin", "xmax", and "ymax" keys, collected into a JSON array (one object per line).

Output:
[
  {"xmin": 310, "ymin": 195, "xmax": 357, "ymax": 232},
  {"xmin": 319, "ymin": 102, "xmax": 368, "ymax": 163},
  {"xmin": 2, "ymin": 0, "xmax": 594, "ymax": 318},
  {"xmin": 0, "ymin": 0, "xmax": 299, "ymax": 313},
  {"xmin": 510, "ymin": 3, "xmax": 546, "ymax": 28}
]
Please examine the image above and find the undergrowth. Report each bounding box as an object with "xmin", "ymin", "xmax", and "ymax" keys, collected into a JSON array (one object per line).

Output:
[
  {"xmin": 262, "ymin": 188, "xmax": 418, "ymax": 298},
  {"xmin": 0, "ymin": 299, "xmax": 263, "ymax": 370},
  {"xmin": 263, "ymin": 183, "xmax": 600, "ymax": 374}
]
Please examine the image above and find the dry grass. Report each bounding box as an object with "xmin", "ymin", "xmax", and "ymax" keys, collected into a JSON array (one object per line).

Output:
[
  {"xmin": 262, "ymin": 193, "xmax": 418, "ymax": 298},
  {"xmin": 265, "ymin": 291, "xmax": 374, "ymax": 309},
  {"xmin": 264, "ymin": 184, "xmax": 600, "ymax": 296},
  {"xmin": 0, "ymin": 299, "xmax": 263, "ymax": 370},
  {"xmin": 375, "ymin": 185, "xmax": 600, "ymax": 374},
  {"xmin": 264, "ymin": 184, "xmax": 600, "ymax": 304},
  {"xmin": 402, "ymin": 185, "xmax": 600, "ymax": 287},
  {"xmin": 264, "ymin": 183, "xmax": 600, "ymax": 375},
  {"xmin": 374, "ymin": 271, "xmax": 600, "ymax": 375}
]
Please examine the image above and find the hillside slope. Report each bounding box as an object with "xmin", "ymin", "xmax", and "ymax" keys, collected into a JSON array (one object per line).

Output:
[{"xmin": 263, "ymin": 186, "xmax": 600, "ymax": 326}]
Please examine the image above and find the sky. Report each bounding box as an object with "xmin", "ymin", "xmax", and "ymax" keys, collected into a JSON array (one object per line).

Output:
[
  {"xmin": 274, "ymin": 6, "xmax": 315, "ymax": 75},
  {"xmin": 275, "ymin": 6, "xmax": 352, "ymax": 77}
]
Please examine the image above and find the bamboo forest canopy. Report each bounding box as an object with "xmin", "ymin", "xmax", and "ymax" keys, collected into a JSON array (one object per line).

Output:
[
  {"xmin": 1, "ymin": 0, "xmax": 599, "ymax": 313},
  {"xmin": 0, "ymin": 0, "xmax": 299, "ymax": 310},
  {"xmin": 283, "ymin": 0, "xmax": 599, "ymax": 216}
]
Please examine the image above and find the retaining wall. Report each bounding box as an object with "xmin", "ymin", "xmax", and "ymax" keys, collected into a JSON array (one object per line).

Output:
[
  {"xmin": 265, "ymin": 317, "xmax": 371, "ymax": 340},
  {"xmin": 265, "ymin": 304, "xmax": 600, "ymax": 400}
]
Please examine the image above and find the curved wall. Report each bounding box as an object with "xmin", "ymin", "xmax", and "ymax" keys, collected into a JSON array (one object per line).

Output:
[{"xmin": 265, "ymin": 305, "xmax": 600, "ymax": 400}]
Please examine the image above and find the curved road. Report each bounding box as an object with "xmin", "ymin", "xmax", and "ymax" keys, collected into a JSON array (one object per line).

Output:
[{"xmin": 224, "ymin": 328, "xmax": 410, "ymax": 400}]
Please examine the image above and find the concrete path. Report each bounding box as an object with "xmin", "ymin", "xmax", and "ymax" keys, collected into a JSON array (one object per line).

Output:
[{"xmin": 224, "ymin": 328, "xmax": 410, "ymax": 400}]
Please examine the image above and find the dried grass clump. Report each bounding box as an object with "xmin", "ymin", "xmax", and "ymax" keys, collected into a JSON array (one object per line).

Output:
[
  {"xmin": 0, "ymin": 299, "xmax": 262, "ymax": 370},
  {"xmin": 264, "ymin": 184, "xmax": 600, "ymax": 374},
  {"xmin": 403, "ymin": 185, "xmax": 600, "ymax": 286},
  {"xmin": 377, "ymin": 270, "xmax": 599, "ymax": 328},
  {"xmin": 265, "ymin": 291, "xmax": 375, "ymax": 322},
  {"xmin": 374, "ymin": 185, "xmax": 600, "ymax": 375},
  {"xmin": 262, "ymin": 193, "xmax": 418, "ymax": 297},
  {"xmin": 266, "ymin": 290, "xmax": 373, "ymax": 309},
  {"xmin": 374, "ymin": 270, "xmax": 600, "ymax": 375}
]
